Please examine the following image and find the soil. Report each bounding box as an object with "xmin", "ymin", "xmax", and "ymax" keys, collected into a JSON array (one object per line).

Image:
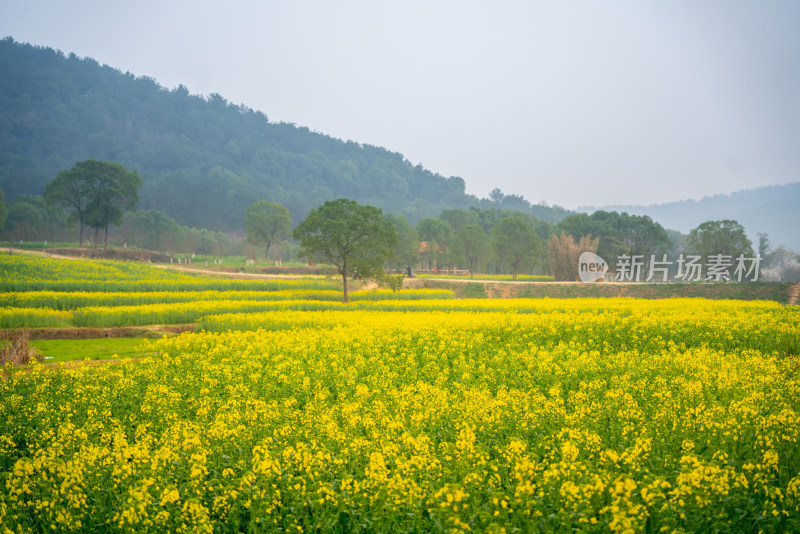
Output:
[{"xmin": 790, "ymin": 283, "xmax": 800, "ymax": 306}]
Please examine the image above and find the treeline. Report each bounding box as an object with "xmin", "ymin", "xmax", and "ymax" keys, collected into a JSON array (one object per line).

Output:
[
  {"xmin": 115, "ymin": 210, "xmax": 231, "ymax": 256},
  {"xmin": 395, "ymin": 207, "xmax": 674, "ymax": 279},
  {"xmin": 0, "ymin": 193, "xmax": 232, "ymax": 256},
  {"xmin": 0, "ymin": 37, "xmax": 570, "ymax": 229},
  {"xmin": 3, "ymin": 185, "xmax": 798, "ymax": 280},
  {"xmin": 0, "ymin": 178, "xmax": 671, "ymax": 278},
  {"xmin": 385, "ymin": 207, "xmax": 798, "ymax": 281}
]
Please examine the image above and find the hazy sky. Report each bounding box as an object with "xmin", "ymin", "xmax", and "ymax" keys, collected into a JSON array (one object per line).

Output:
[{"xmin": 2, "ymin": 1, "xmax": 798, "ymax": 208}]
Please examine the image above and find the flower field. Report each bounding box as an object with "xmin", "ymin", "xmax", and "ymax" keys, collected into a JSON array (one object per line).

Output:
[
  {"xmin": 1, "ymin": 254, "xmax": 799, "ymax": 532},
  {"xmin": 0, "ymin": 255, "xmax": 451, "ymax": 328},
  {"xmin": 0, "ymin": 255, "xmax": 338, "ymax": 293}
]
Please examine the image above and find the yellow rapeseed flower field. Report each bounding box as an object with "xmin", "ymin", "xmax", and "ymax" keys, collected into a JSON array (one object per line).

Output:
[{"xmin": 2, "ymin": 295, "xmax": 799, "ymax": 532}]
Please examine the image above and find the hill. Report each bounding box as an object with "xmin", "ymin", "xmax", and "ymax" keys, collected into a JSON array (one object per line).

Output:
[
  {"xmin": 0, "ymin": 37, "xmax": 571, "ymax": 230},
  {"xmin": 579, "ymin": 182, "xmax": 800, "ymax": 251}
]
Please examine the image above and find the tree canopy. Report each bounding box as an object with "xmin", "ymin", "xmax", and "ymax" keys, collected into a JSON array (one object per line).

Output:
[
  {"xmin": 556, "ymin": 210, "xmax": 671, "ymax": 265},
  {"xmin": 386, "ymin": 214, "xmax": 419, "ymax": 271},
  {"xmin": 3, "ymin": 194, "xmax": 69, "ymax": 242},
  {"xmin": 490, "ymin": 216, "xmax": 542, "ymax": 280},
  {"xmin": 44, "ymin": 165, "xmax": 87, "ymax": 244},
  {"xmin": 687, "ymin": 219, "xmax": 753, "ymax": 259},
  {"xmin": 293, "ymin": 199, "xmax": 397, "ymax": 303},
  {"xmin": 417, "ymin": 218, "xmax": 453, "ymax": 271},
  {"xmin": 439, "ymin": 208, "xmax": 480, "ymax": 234},
  {"xmin": 45, "ymin": 160, "xmax": 141, "ymax": 247},
  {"xmin": 83, "ymin": 161, "xmax": 142, "ymax": 247},
  {"xmin": 454, "ymin": 224, "xmax": 490, "ymax": 278}
]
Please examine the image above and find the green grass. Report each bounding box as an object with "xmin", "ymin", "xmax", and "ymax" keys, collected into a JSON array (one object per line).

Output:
[
  {"xmin": 461, "ymin": 282, "xmax": 487, "ymax": 298},
  {"xmin": 31, "ymin": 338, "xmax": 147, "ymax": 363},
  {"xmin": 0, "ymin": 241, "xmax": 78, "ymax": 250}
]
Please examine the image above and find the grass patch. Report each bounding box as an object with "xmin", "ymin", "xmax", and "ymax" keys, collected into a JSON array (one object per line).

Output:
[
  {"xmin": 0, "ymin": 241, "xmax": 78, "ymax": 250},
  {"xmin": 461, "ymin": 283, "xmax": 488, "ymax": 298},
  {"xmin": 30, "ymin": 338, "xmax": 147, "ymax": 363}
]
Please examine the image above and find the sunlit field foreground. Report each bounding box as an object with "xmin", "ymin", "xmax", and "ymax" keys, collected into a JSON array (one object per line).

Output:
[{"xmin": 2, "ymin": 293, "xmax": 800, "ymax": 532}]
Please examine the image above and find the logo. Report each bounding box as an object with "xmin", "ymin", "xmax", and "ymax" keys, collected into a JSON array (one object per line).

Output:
[
  {"xmin": 578, "ymin": 252, "xmax": 608, "ymax": 283},
  {"xmin": 577, "ymin": 252, "xmax": 762, "ymax": 283}
]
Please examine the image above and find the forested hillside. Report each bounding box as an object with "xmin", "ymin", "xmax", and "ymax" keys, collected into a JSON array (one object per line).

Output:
[{"xmin": 0, "ymin": 37, "xmax": 570, "ymax": 230}]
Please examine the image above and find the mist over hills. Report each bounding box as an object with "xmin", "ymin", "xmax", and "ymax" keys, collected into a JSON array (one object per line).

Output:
[
  {"xmin": 0, "ymin": 37, "xmax": 570, "ymax": 231},
  {"xmin": 579, "ymin": 182, "xmax": 800, "ymax": 251}
]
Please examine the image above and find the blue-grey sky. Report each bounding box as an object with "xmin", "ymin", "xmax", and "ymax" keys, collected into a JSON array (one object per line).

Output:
[{"xmin": 1, "ymin": 0, "xmax": 798, "ymax": 209}]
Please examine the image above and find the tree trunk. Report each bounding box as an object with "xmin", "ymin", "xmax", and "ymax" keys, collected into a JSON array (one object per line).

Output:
[
  {"xmin": 78, "ymin": 221, "xmax": 84, "ymax": 247},
  {"xmin": 104, "ymin": 226, "xmax": 109, "ymax": 248},
  {"xmin": 341, "ymin": 271, "xmax": 349, "ymax": 303},
  {"xmin": 94, "ymin": 227, "xmax": 99, "ymax": 248}
]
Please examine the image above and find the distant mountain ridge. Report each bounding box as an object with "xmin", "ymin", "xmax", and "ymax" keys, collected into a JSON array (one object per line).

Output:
[
  {"xmin": 578, "ymin": 182, "xmax": 800, "ymax": 251},
  {"xmin": 0, "ymin": 37, "xmax": 571, "ymax": 230}
]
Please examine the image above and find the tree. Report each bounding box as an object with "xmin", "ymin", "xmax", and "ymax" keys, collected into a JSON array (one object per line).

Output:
[
  {"xmin": 293, "ymin": 199, "xmax": 397, "ymax": 303},
  {"xmin": 556, "ymin": 210, "xmax": 671, "ymax": 268},
  {"xmin": 0, "ymin": 186, "xmax": 7, "ymax": 231},
  {"xmin": 45, "ymin": 160, "xmax": 141, "ymax": 247},
  {"xmin": 244, "ymin": 201, "xmax": 291, "ymax": 258},
  {"xmin": 118, "ymin": 209, "xmax": 184, "ymax": 252},
  {"xmin": 489, "ymin": 188, "xmax": 505, "ymax": 204},
  {"xmin": 624, "ymin": 213, "xmax": 671, "ymax": 259},
  {"xmin": 761, "ymin": 246, "xmax": 800, "ymax": 282},
  {"xmin": 757, "ymin": 232, "xmax": 771, "ymax": 259},
  {"xmin": 439, "ymin": 208, "xmax": 480, "ymax": 234},
  {"xmin": 416, "ymin": 218, "xmax": 453, "ymax": 271},
  {"xmin": 687, "ymin": 220, "xmax": 753, "ymax": 260},
  {"xmin": 44, "ymin": 165, "xmax": 88, "ymax": 245},
  {"xmin": 2, "ymin": 195, "xmax": 70, "ymax": 242},
  {"xmin": 82, "ymin": 161, "xmax": 142, "ymax": 248},
  {"xmin": 490, "ymin": 216, "xmax": 542, "ymax": 280},
  {"xmin": 386, "ymin": 214, "xmax": 419, "ymax": 271},
  {"xmin": 4, "ymin": 196, "xmax": 43, "ymax": 241},
  {"xmin": 454, "ymin": 224, "xmax": 490, "ymax": 278}
]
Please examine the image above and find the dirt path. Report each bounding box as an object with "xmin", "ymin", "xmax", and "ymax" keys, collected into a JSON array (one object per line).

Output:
[
  {"xmin": 790, "ymin": 283, "xmax": 800, "ymax": 306},
  {"xmin": 152, "ymin": 263, "xmax": 316, "ymax": 280},
  {"xmin": 1, "ymin": 247, "xmax": 79, "ymax": 260}
]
